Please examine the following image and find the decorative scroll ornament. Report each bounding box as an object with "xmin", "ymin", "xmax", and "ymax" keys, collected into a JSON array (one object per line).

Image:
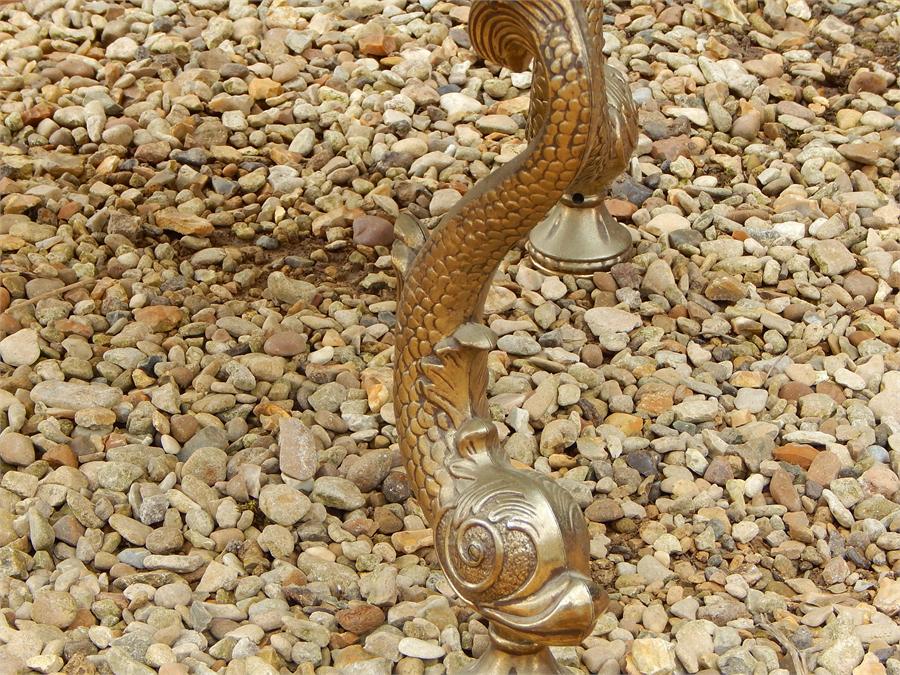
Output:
[{"xmin": 393, "ymin": 1, "xmax": 619, "ymax": 672}]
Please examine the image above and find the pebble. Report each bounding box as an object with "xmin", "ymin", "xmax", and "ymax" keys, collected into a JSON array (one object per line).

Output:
[
  {"xmin": 258, "ymin": 484, "xmax": 311, "ymax": 526},
  {"xmin": 0, "ymin": 328, "xmax": 40, "ymax": 366},
  {"xmin": 398, "ymin": 637, "xmax": 445, "ymax": 660},
  {"xmin": 311, "ymin": 477, "xmax": 366, "ymax": 510},
  {"xmin": 584, "ymin": 307, "xmax": 642, "ymax": 334},
  {"xmin": 630, "ymin": 637, "xmax": 676, "ymax": 675},
  {"xmin": 0, "ymin": 432, "xmax": 35, "ymax": 466},
  {"xmin": 353, "ymin": 215, "xmax": 395, "ymax": 247},
  {"xmin": 278, "ymin": 417, "xmax": 318, "ymax": 481},
  {"xmin": 31, "ymin": 590, "xmax": 77, "ymax": 628},
  {"xmin": 810, "ymin": 240, "xmax": 857, "ymax": 276}
]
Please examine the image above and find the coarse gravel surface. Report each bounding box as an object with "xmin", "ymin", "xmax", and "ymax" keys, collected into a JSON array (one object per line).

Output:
[{"xmin": 0, "ymin": 0, "xmax": 899, "ymax": 674}]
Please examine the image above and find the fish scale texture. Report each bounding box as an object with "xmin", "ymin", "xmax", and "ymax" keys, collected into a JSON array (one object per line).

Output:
[{"xmin": 394, "ymin": 0, "xmax": 608, "ymax": 521}]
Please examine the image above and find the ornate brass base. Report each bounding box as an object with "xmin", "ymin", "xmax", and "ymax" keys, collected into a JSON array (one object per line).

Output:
[
  {"xmin": 526, "ymin": 192, "xmax": 634, "ymax": 276},
  {"xmin": 458, "ymin": 625, "xmax": 569, "ymax": 675}
]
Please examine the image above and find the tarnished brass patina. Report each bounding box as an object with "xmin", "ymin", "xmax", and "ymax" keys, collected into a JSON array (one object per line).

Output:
[
  {"xmin": 526, "ymin": 4, "xmax": 639, "ymax": 275},
  {"xmin": 392, "ymin": 1, "xmax": 618, "ymax": 673}
]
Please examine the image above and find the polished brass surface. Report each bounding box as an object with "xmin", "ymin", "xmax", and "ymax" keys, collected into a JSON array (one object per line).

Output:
[
  {"xmin": 526, "ymin": 3, "xmax": 639, "ymax": 275},
  {"xmin": 527, "ymin": 192, "xmax": 634, "ymax": 276},
  {"xmin": 392, "ymin": 2, "xmax": 611, "ymax": 673}
]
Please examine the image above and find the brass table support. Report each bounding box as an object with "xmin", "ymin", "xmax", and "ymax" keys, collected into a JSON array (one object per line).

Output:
[
  {"xmin": 526, "ymin": 191, "xmax": 634, "ymax": 276},
  {"xmin": 392, "ymin": 2, "xmax": 623, "ymax": 673},
  {"xmin": 525, "ymin": 26, "xmax": 639, "ymax": 275}
]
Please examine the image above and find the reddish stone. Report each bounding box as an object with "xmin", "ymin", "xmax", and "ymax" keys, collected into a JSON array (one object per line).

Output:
[
  {"xmin": 592, "ymin": 271, "xmax": 617, "ymax": 292},
  {"xmin": 848, "ymin": 70, "xmax": 888, "ymax": 95},
  {"xmin": 650, "ymin": 135, "xmax": 692, "ymax": 161},
  {"xmin": 769, "ymin": 469, "xmax": 802, "ymax": 511},
  {"xmin": 43, "ymin": 444, "xmax": 79, "ymax": 468},
  {"xmin": 68, "ymin": 608, "xmax": 97, "ymax": 629},
  {"xmin": 605, "ymin": 199, "xmax": 637, "ymax": 218},
  {"xmin": 335, "ymin": 604, "xmax": 386, "ymax": 635},
  {"xmin": 170, "ymin": 414, "xmax": 198, "ymax": 444},
  {"xmin": 658, "ymin": 6, "xmax": 683, "ymax": 25},
  {"xmin": 778, "ymin": 382, "xmax": 813, "ymax": 401},
  {"xmin": 133, "ymin": 305, "xmax": 186, "ymax": 332},
  {"xmin": 849, "ymin": 330, "xmax": 875, "ymax": 347},
  {"xmin": 816, "ymin": 381, "xmax": 846, "ymax": 405},
  {"xmin": 53, "ymin": 319, "xmax": 93, "ymax": 337},
  {"xmin": 774, "ymin": 443, "xmax": 819, "ymax": 469},
  {"xmin": 860, "ymin": 464, "xmax": 900, "ymax": 498},
  {"xmin": 57, "ymin": 201, "xmax": 81, "ymax": 220},
  {"xmin": 134, "ymin": 140, "xmax": 171, "ymax": 163},
  {"xmin": 881, "ymin": 329, "xmax": 900, "ymax": 347},
  {"xmin": 604, "ymin": 412, "xmax": 644, "ymax": 437},
  {"xmin": 358, "ymin": 25, "xmax": 397, "ymax": 57},
  {"xmin": 264, "ymin": 331, "xmax": 307, "ymax": 357},
  {"xmin": 0, "ymin": 312, "xmax": 22, "ymax": 335},
  {"xmin": 21, "ymin": 103, "xmax": 55, "ymax": 127},
  {"xmin": 636, "ymin": 390, "xmax": 674, "ymax": 415},
  {"xmin": 330, "ymin": 632, "xmax": 360, "ymax": 649},
  {"xmin": 704, "ymin": 456, "xmax": 734, "ymax": 486},
  {"xmin": 806, "ymin": 450, "xmax": 840, "ymax": 486}
]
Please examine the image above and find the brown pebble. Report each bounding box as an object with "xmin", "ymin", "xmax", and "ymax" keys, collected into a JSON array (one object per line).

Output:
[
  {"xmin": 170, "ymin": 414, "xmax": 199, "ymax": 444},
  {"xmin": 209, "ymin": 618, "xmax": 240, "ymax": 640},
  {"xmin": 849, "ymin": 330, "xmax": 875, "ymax": 346},
  {"xmin": 816, "ymin": 381, "xmax": 845, "ymax": 405},
  {"xmin": 778, "ymin": 381, "xmax": 813, "ymax": 401},
  {"xmin": 774, "ymin": 443, "xmax": 819, "ymax": 469},
  {"xmin": 159, "ymin": 665, "xmax": 190, "ymax": 675},
  {"xmin": 807, "ymin": 450, "xmax": 840, "ymax": 486},
  {"xmin": 357, "ymin": 24, "xmax": 397, "ymax": 57},
  {"xmin": 843, "ymin": 270, "xmax": 878, "ymax": 303},
  {"xmin": 352, "ymin": 215, "xmax": 395, "ymax": 247},
  {"xmin": 848, "ymin": 69, "xmax": 888, "ymax": 95},
  {"xmin": 21, "ymin": 103, "xmax": 55, "ymax": 126},
  {"xmin": 0, "ymin": 312, "xmax": 22, "ymax": 334},
  {"xmin": 69, "ymin": 607, "xmax": 97, "ymax": 629},
  {"xmin": 881, "ymin": 329, "xmax": 900, "ymax": 347},
  {"xmin": 585, "ymin": 498, "xmax": 624, "ymax": 523},
  {"xmin": 335, "ymin": 603, "xmax": 386, "ymax": 635},
  {"xmin": 592, "ymin": 271, "xmax": 617, "ymax": 292},
  {"xmin": 581, "ymin": 343, "xmax": 604, "ymax": 367},
  {"xmin": 330, "ymin": 632, "xmax": 360, "ymax": 649},
  {"xmin": 43, "ymin": 444, "xmax": 78, "ymax": 468},
  {"xmin": 769, "ymin": 469, "xmax": 802, "ymax": 511},
  {"xmin": 372, "ymin": 506, "xmax": 403, "ymax": 534},
  {"xmin": 782, "ymin": 304, "xmax": 808, "ymax": 322},
  {"xmin": 168, "ymin": 367, "xmax": 194, "ymax": 389},
  {"xmin": 133, "ymin": 305, "xmax": 185, "ymax": 332},
  {"xmin": 704, "ymin": 456, "xmax": 734, "ymax": 486},
  {"xmin": 605, "ymin": 199, "xmax": 636, "ymax": 218},
  {"xmin": 264, "ymin": 331, "xmax": 307, "ymax": 356},
  {"xmin": 0, "ymin": 432, "xmax": 35, "ymax": 466}
]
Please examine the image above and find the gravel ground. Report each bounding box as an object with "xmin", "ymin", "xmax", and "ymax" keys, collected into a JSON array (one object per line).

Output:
[{"xmin": 0, "ymin": 0, "xmax": 899, "ymax": 673}]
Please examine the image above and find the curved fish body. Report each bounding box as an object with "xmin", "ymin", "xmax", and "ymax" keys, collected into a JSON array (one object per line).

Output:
[
  {"xmin": 393, "ymin": 0, "xmax": 609, "ymax": 648},
  {"xmin": 527, "ymin": 0, "xmax": 638, "ymax": 197}
]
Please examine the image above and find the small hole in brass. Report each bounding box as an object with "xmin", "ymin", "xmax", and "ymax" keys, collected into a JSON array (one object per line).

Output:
[{"xmin": 572, "ymin": 193, "xmax": 585, "ymax": 205}]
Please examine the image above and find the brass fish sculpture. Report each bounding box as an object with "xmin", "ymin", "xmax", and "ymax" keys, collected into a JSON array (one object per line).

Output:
[{"xmin": 392, "ymin": 1, "xmax": 617, "ymax": 672}]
